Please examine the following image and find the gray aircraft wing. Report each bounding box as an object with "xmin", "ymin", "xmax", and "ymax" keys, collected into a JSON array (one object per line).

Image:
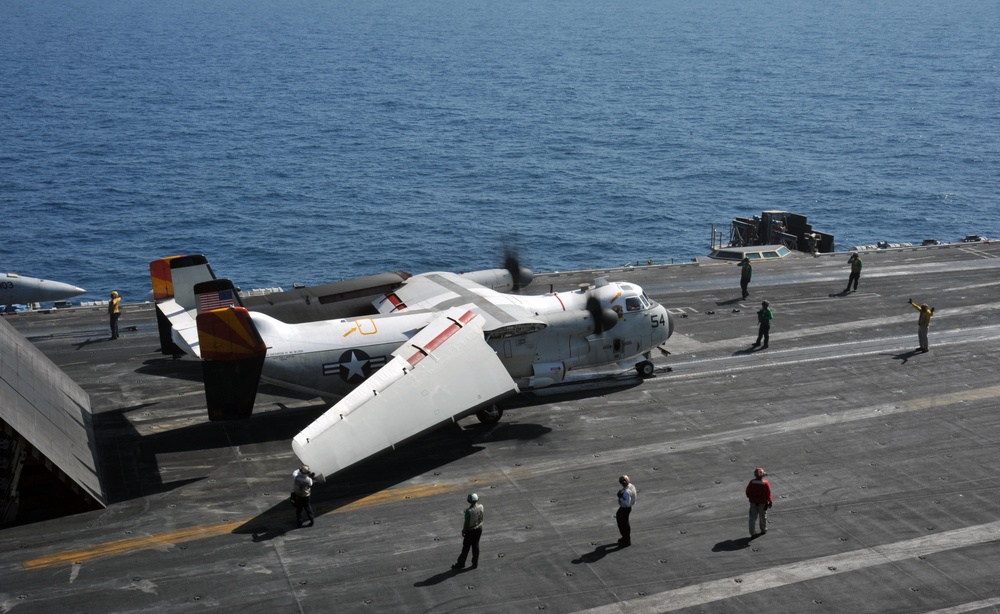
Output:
[
  {"xmin": 372, "ymin": 271, "xmax": 541, "ymax": 333},
  {"xmin": 291, "ymin": 308, "xmax": 519, "ymax": 479}
]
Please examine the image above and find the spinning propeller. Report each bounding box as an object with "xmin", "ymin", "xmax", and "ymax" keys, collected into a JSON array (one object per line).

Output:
[
  {"xmin": 585, "ymin": 287, "xmax": 619, "ymax": 334},
  {"xmin": 503, "ymin": 247, "xmax": 534, "ymax": 293}
]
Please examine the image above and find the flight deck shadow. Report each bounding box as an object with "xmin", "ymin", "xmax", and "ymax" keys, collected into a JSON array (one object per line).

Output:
[
  {"xmin": 73, "ymin": 337, "xmax": 114, "ymax": 350},
  {"xmin": 712, "ymin": 536, "xmax": 752, "ymax": 552},
  {"xmin": 135, "ymin": 355, "xmax": 204, "ymax": 382},
  {"xmin": 414, "ymin": 568, "xmax": 465, "ymax": 587},
  {"xmin": 231, "ymin": 420, "xmax": 553, "ymax": 541},
  {"xmin": 93, "ymin": 400, "xmax": 337, "ymax": 503},
  {"xmin": 572, "ymin": 542, "xmax": 624, "ymax": 564},
  {"xmin": 890, "ymin": 349, "xmax": 922, "ymax": 365},
  {"xmin": 715, "ymin": 298, "xmax": 745, "ymax": 306},
  {"xmin": 503, "ymin": 380, "xmax": 643, "ymax": 410}
]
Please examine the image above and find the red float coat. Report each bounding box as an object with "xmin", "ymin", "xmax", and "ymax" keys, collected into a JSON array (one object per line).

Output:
[{"xmin": 745, "ymin": 478, "xmax": 772, "ymax": 505}]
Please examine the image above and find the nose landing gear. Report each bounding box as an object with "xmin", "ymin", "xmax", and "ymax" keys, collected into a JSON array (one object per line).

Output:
[{"xmin": 635, "ymin": 360, "xmax": 655, "ymax": 378}]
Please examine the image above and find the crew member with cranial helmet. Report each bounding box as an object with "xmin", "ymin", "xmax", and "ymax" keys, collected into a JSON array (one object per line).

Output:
[
  {"xmin": 746, "ymin": 467, "xmax": 773, "ymax": 538},
  {"xmin": 752, "ymin": 300, "xmax": 773, "ymax": 350},
  {"xmin": 616, "ymin": 474, "xmax": 637, "ymax": 547},
  {"xmin": 908, "ymin": 298, "xmax": 935, "ymax": 352},
  {"xmin": 108, "ymin": 290, "xmax": 122, "ymax": 340},
  {"xmin": 291, "ymin": 464, "xmax": 315, "ymax": 527},
  {"xmin": 452, "ymin": 492, "xmax": 484, "ymax": 570}
]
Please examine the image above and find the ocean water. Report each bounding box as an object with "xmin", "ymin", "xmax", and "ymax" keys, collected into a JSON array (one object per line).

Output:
[{"xmin": 2, "ymin": 0, "xmax": 997, "ymax": 304}]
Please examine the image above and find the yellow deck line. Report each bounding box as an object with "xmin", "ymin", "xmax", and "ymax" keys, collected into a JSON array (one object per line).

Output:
[{"xmin": 23, "ymin": 469, "xmax": 528, "ymax": 570}]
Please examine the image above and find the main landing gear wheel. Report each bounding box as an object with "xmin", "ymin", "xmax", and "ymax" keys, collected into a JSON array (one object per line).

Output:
[
  {"xmin": 636, "ymin": 360, "xmax": 655, "ymax": 378},
  {"xmin": 476, "ymin": 405, "xmax": 503, "ymax": 424}
]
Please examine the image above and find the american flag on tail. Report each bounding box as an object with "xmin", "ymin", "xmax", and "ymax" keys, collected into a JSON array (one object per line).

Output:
[{"xmin": 198, "ymin": 288, "xmax": 236, "ymax": 312}]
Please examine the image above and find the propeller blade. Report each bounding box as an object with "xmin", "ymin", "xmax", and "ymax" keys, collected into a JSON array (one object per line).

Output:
[
  {"xmin": 586, "ymin": 295, "xmax": 618, "ymax": 334},
  {"xmin": 504, "ymin": 248, "xmax": 534, "ymax": 293}
]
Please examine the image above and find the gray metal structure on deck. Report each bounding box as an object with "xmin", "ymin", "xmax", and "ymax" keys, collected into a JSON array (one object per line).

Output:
[{"xmin": 0, "ymin": 315, "xmax": 104, "ymax": 522}]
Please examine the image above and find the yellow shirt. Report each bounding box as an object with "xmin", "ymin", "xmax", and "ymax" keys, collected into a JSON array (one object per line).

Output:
[{"xmin": 911, "ymin": 302, "xmax": 933, "ymax": 327}]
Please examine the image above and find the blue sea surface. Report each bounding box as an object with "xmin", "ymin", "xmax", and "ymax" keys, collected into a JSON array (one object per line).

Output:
[{"xmin": 1, "ymin": 0, "xmax": 997, "ymax": 304}]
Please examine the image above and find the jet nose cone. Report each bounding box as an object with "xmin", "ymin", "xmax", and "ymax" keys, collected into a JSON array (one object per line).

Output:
[
  {"xmin": 41, "ymin": 280, "xmax": 87, "ymax": 301},
  {"xmin": 56, "ymin": 282, "xmax": 86, "ymax": 296}
]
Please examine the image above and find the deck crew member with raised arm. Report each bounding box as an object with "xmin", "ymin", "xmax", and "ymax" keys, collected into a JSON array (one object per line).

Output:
[
  {"xmin": 908, "ymin": 298, "xmax": 935, "ymax": 352},
  {"xmin": 108, "ymin": 291, "xmax": 122, "ymax": 340}
]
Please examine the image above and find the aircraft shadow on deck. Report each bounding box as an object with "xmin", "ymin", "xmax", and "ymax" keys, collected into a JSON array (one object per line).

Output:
[
  {"xmin": 93, "ymin": 401, "xmax": 333, "ymax": 503},
  {"xmin": 135, "ymin": 355, "xmax": 205, "ymax": 383},
  {"xmin": 231, "ymin": 419, "xmax": 552, "ymax": 542},
  {"xmin": 95, "ymin": 366, "xmax": 580, "ymax": 507},
  {"xmin": 96, "ymin": 392, "xmax": 552, "ymax": 516},
  {"xmin": 505, "ymin": 379, "xmax": 643, "ymax": 409}
]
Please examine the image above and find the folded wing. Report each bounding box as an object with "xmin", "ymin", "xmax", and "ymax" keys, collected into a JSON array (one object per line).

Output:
[{"xmin": 292, "ymin": 308, "xmax": 519, "ymax": 479}]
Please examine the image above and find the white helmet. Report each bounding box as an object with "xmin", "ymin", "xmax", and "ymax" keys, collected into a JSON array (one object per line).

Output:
[{"xmin": 467, "ymin": 493, "xmax": 479, "ymax": 503}]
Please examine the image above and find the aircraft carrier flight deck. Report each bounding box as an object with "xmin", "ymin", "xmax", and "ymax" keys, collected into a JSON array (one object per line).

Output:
[{"xmin": 3, "ymin": 242, "xmax": 1000, "ymax": 613}]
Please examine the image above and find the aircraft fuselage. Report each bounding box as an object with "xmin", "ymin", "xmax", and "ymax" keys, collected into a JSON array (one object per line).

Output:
[
  {"xmin": 1, "ymin": 273, "xmax": 86, "ymax": 310},
  {"xmin": 252, "ymin": 280, "xmax": 672, "ymax": 400}
]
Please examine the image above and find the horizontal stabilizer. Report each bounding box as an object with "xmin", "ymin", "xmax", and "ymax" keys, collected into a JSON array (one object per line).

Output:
[
  {"xmin": 292, "ymin": 309, "xmax": 519, "ymax": 479},
  {"xmin": 157, "ymin": 297, "xmax": 200, "ymax": 356}
]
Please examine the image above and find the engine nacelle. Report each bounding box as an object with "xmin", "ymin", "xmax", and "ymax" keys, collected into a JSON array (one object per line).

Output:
[
  {"xmin": 539, "ymin": 309, "xmax": 614, "ymax": 338},
  {"xmin": 461, "ymin": 266, "xmax": 534, "ymax": 292}
]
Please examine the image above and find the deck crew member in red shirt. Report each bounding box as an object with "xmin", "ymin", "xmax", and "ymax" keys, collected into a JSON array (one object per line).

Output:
[{"xmin": 746, "ymin": 467, "xmax": 772, "ymax": 538}]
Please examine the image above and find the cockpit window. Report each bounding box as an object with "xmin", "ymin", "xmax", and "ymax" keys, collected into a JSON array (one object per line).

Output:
[{"xmin": 626, "ymin": 297, "xmax": 642, "ymax": 312}]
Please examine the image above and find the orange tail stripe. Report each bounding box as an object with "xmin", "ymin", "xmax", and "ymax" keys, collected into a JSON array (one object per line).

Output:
[
  {"xmin": 198, "ymin": 308, "xmax": 266, "ymax": 360},
  {"xmin": 149, "ymin": 257, "xmax": 184, "ymax": 301}
]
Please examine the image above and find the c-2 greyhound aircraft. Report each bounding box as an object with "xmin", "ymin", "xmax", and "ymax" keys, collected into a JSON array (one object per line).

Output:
[{"xmin": 152, "ymin": 256, "xmax": 672, "ymax": 479}]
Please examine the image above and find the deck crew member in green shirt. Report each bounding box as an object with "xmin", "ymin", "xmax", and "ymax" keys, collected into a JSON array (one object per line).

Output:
[{"xmin": 845, "ymin": 253, "xmax": 863, "ymax": 292}]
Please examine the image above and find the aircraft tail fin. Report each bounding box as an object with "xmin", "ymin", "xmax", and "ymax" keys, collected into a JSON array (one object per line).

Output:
[
  {"xmin": 197, "ymin": 306, "xmax": 266, "ymax": 421},
  {"xmin": 150, "ymin": 255, "xmax": 218, "ymax": 355}
]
